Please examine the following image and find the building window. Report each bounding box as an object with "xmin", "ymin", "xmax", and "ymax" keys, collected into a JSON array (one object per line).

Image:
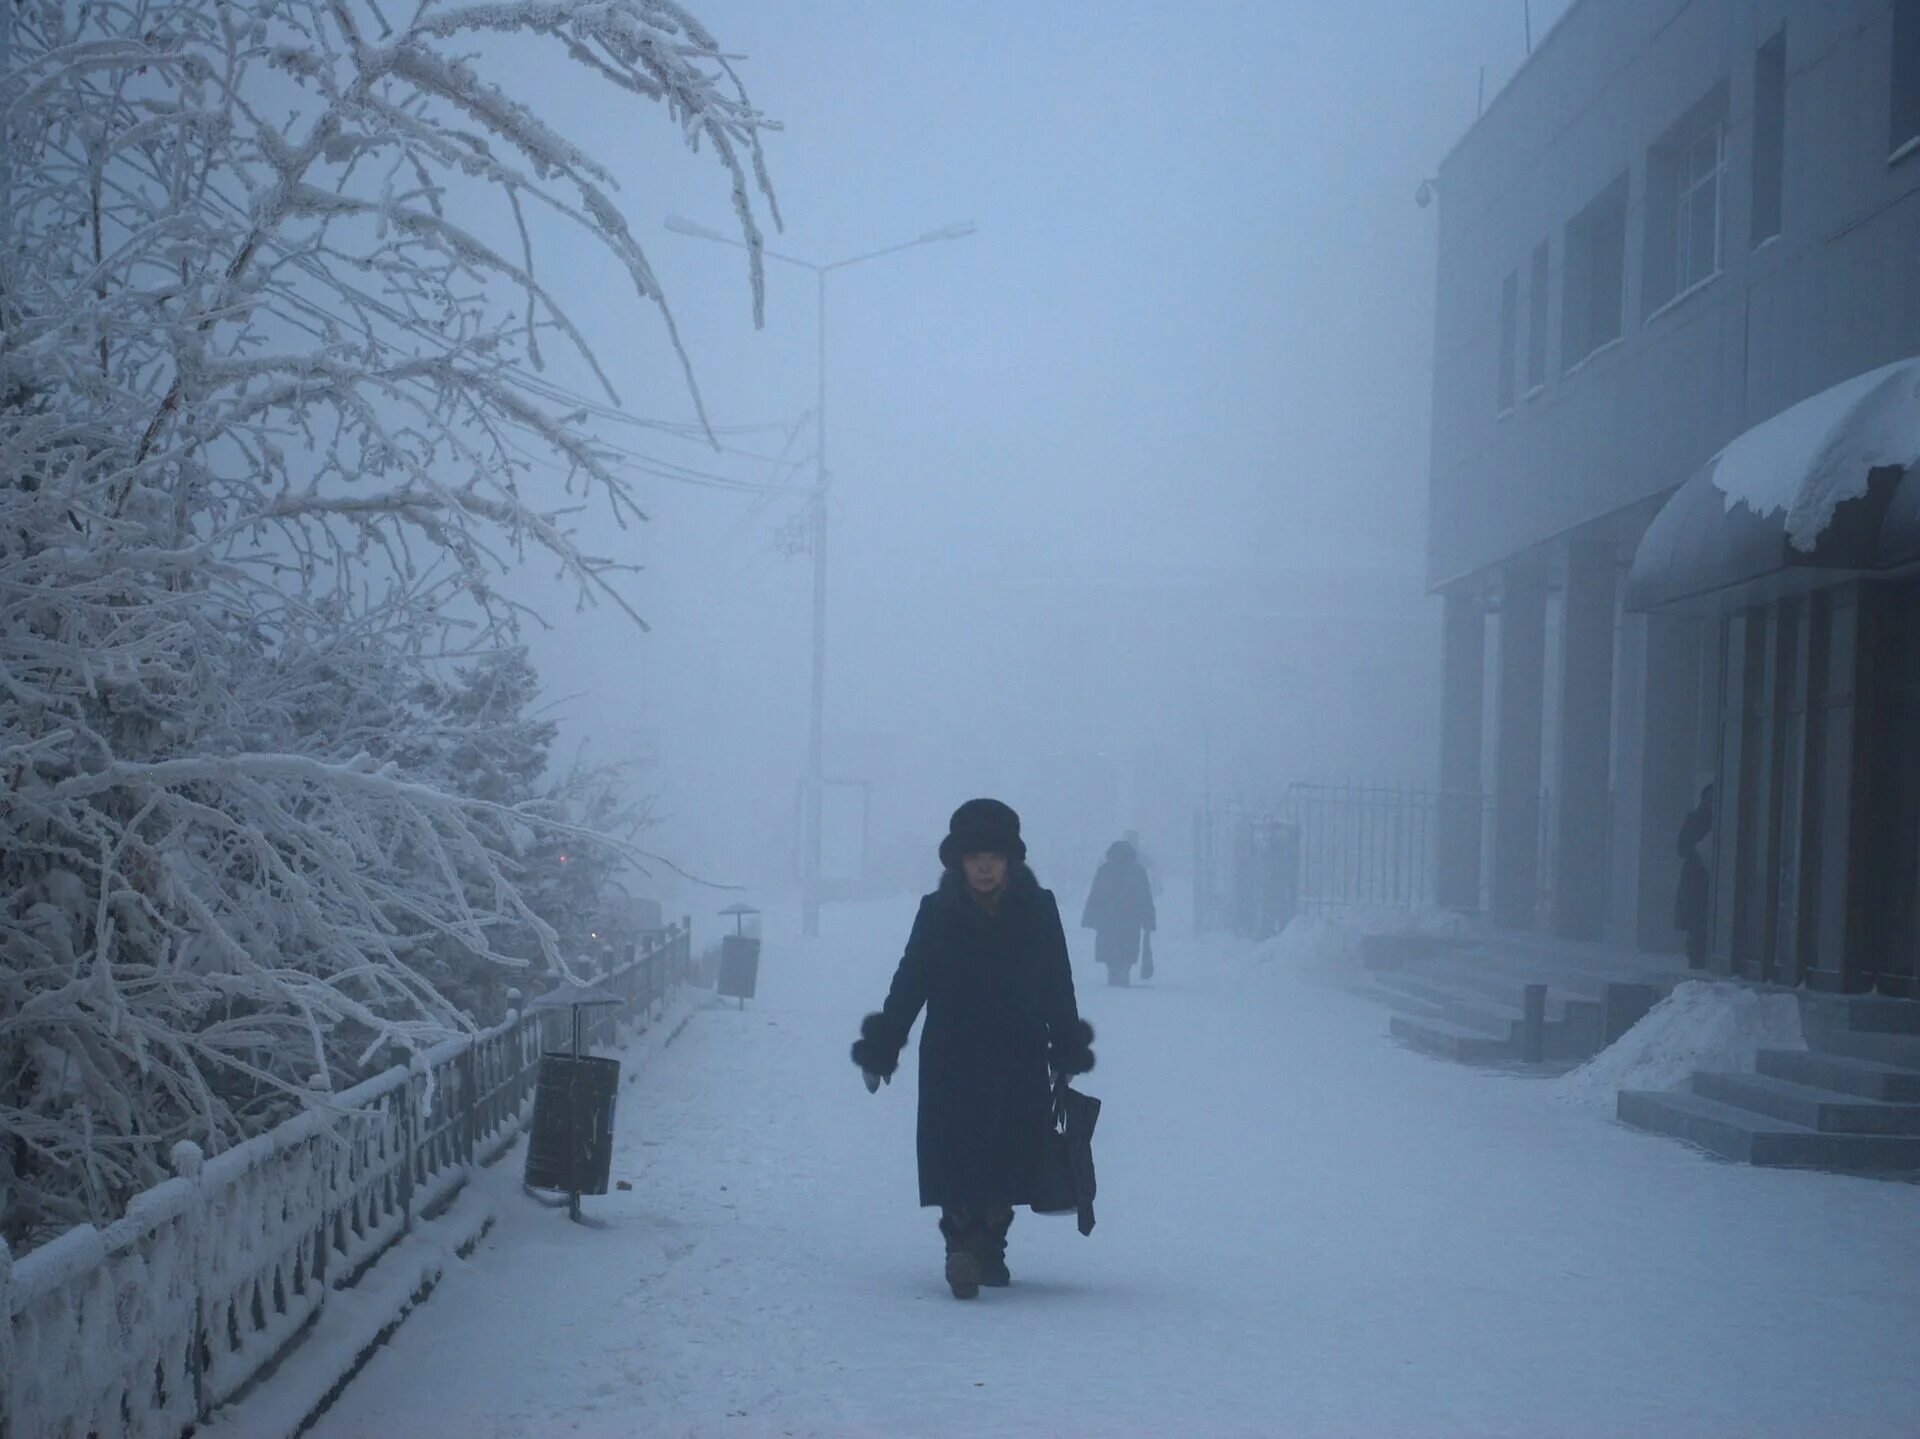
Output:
[
  {"xmin": 1752, "ymin": 30, "xmax": 1785, "ymax": 244},
  {"xmin": 1498, "ymin": 270, "xmax": 1518, "ymax": 414},
  {"xmin": 1525, "ymin": 241, "xmax": 1549, "ymax": 393},
  {"xmin": 1644, "ymin": 84, "xmax": 1728, "ymax": 313},
  {"xmin": 1562, "ymin": 174, "xmax": 1627, "ymax": 371},
  {"xmin": 1893, "ymin": 0, "xmax": 1920, "ymax": 158}
]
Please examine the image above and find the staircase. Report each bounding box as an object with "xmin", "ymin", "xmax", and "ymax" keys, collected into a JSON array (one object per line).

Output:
[
  {"xmin": 1363, "ymin": 932, "xmax": 1672, "ymax": 1069},
  {"xmin": 1617, "ymin": 993, "xmax": 1920, "ymax": 1175}
]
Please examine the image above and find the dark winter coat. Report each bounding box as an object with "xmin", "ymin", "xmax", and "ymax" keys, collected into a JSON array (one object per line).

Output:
[
  {"xmin": 852, "ymin": 865, "xmax": 1093, "ymax": 1210},
  {"xmin": 1674, "ymin": 797, "xmax": 1713, "ymax": 934},
  {"xmin": 1081, "ymin": 847, "xmax": 1157, "ymax": 937}
]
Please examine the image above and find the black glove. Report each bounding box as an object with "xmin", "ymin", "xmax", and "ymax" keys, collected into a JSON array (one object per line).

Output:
[
  {"xmin": 1047, "ymin": 1018, "xmax": 1096, "ymax": 1077},
  {"xmin": 850, "ymin": 1012, "xmax": 902, "ymax": 1081}
]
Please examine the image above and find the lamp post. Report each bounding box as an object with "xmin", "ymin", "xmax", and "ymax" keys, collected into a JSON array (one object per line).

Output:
[{"xmin": 665, "ymin": 215, "xmax": 976, "ymax": 936}]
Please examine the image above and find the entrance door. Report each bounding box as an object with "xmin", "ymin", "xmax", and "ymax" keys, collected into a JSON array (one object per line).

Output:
[{"xmin": 1863, "ymin": 581, "xmax": 1920, "ymax": 995}]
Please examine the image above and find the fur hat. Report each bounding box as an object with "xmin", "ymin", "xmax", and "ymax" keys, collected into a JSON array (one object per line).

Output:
[{"xmin": 938, "ymin": 797, "xmax": 1026, "ymax": 869}]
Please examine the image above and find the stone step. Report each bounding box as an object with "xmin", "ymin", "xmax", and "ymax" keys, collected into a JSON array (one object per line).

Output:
[
  {"xmin": 1756, "ymin": 1048, "xmax": 1920, "ymax": 1102},
  {"xmin": 1387, "ymin": 1014, "xmax": 1516, "ymax": 1065},
  {"xmin": 1374, "ymin": 968, "xmax": 1604, "ymax": 1060},
  {"xmin": 1689, "ymin": 1071, "xmax": 1920, "ymax": 1136},
  {"xmin": 1398, "ymin": 957, "xmax": 1536, "ymax": 1005},
  {"xmin": 1800, "ymin": 994, "xmax": 1920, "ymax": 1035},
  {"xmin": 1432, "ymin": 947, "xmax": 1623, "ymax": 1002},
  {"xmin": 1373, "ymin": 972, "xmax": 1517, "ymax": 1032},
  {"xmin": 1358, "ymin": 932, "xmax": 1474, "ymax": 971},
  {"xmin": 1355, "ymin": 982, "xmax": 1450, "ymax": 1022},
  {"xmin": 1807, "ymin": 1029, "xmax": 1920, "ymax": 1069},
  {"xmin": 1470, "ymin": 936, "xmax": 1685, "ymax": 994},
  {"xmin": 1616, "ymin": 1088, "xmax": 1920, "ymax": 1172},
  {"xmin": 1375, "ymin": 967, "xmax": 1582, "ymax": 1026}
]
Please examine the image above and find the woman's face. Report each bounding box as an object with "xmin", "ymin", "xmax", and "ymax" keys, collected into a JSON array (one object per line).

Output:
[{"xmin": 963, "ymin": 852, "xmax": 1008, "ymax": 893}]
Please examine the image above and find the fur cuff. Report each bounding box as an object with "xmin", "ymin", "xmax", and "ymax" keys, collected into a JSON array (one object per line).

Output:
[
  {"xmin": 850, "ymin": 1012, "xmax": 902, "ymax": 1077},
  {"xmin": 1048, "ymin": 1017, "xmax": 1096, "ymax": 1075}
]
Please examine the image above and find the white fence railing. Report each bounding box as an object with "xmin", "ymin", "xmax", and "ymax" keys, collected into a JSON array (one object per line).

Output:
[{"xmin": 1, "ymin": 922, "xmax": 692, "ymax": 1439}]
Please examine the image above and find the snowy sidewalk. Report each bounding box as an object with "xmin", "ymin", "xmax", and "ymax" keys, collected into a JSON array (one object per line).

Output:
[{"xmin": 311, "ymin": 896, "xmax": 1920, "ymax": 1438}]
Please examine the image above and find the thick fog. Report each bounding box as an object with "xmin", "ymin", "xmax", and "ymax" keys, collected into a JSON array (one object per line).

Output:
[{"xmin": 488, "ymin": 1, "xmax": 1573, "ymax": 899}]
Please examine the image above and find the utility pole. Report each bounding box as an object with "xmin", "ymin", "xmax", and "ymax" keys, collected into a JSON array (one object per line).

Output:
[
  {"xmin": 666, "ymin": 216, "xmax": 976, "ymax": 936},
  {"xmin": 804, "ymin": 268, "xmax": 829, "ymax": 941}
]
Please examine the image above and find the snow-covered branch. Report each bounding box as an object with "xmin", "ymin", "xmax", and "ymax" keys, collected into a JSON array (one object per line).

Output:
[{"xmin": 0, "ymin": 0, "xmax": 777, "ymax": 1247}]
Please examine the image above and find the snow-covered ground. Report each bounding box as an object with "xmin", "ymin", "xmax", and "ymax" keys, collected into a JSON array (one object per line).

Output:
[{"xmin": 309, "ymin": 894, "xmax": 1920, "ymax": 1439}]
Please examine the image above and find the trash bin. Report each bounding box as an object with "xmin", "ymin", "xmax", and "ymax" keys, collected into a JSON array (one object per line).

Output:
[
  {"xmin": 717, "ymin": 934, "xmax": 760, "ymax": 1004},
  {"xmin": 523, "ymin": 1052, "xmax": 620, "ymax": 1196}
]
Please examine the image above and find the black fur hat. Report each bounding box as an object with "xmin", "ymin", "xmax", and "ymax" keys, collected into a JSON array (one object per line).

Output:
[{"xmin": 938, "ymin": 797, "xmax": 1026, "ymax": 869}]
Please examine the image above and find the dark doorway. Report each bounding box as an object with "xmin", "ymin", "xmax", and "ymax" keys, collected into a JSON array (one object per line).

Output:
[{"xmin": 1862, "ymin": 580, "xmax": 1920, "ymax": 995}]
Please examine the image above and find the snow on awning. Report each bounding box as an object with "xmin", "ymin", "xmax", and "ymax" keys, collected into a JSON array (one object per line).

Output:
[{"xmin": 1625, "ymin": 359, "xmax": 1920, "ymax": 612}]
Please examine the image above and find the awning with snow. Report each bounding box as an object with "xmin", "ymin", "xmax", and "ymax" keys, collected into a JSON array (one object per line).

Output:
[{"xmin": 1624, "ymin": 359, "xmax": 1920, "ymax": 612}]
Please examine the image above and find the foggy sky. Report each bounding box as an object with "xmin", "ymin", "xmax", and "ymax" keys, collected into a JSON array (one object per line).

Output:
[{"xmin": 496, "ymin": 2, "xmax": 1576, "ymax": 893}]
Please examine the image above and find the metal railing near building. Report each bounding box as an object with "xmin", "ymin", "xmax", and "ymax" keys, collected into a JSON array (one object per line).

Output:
[
  {"xmin": 0, "ymin": 921, "xmax": 693, "ymax": 1439},
  {"xmin": 1196, "ymin": 785, "xmax": 1493, "ymax": 936}
]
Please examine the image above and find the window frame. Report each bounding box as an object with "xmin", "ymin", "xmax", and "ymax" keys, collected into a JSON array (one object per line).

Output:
[
  {"xmin": 1525, "ymin": 240, "xmax": 1550, "ymax": 395},
  {"xmin": 1672, "ymin": 120, "xmax": 1727, "ymax": 295},
  {"xmin": 1497, "ymin": 269, "xmax": 1519, "ymax": 416},
  {"xmin": 1561, "ymin": 173, "xmax": 1629, "ymax": 374}
]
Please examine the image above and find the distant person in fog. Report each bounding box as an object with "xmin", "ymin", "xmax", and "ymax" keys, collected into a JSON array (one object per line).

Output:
[
  {"xmin": 850, "ymin": 799, "xmax": 1094, "ymax": 1299},
  {"xmin": 1675, "ymin": 783, "xmax": 1714, "ymax": 969},
  {"xmin": 1083, "ymin": 838, "xmax": 1157, "ymax": 986},
  {"xmin": 1123, "ymin": 829, "xmax": 1164, "ymax": 897}
]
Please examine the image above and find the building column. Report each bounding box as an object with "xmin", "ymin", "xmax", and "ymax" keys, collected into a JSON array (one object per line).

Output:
[
  {"xmin": 1809, "ymin": 584, "xmax": 1874, "ymax": 990},
  {"xmin": 1607, "ymin": 599, "xmax": 1647, "ymax": 944},
  {"xmin": 1712, "ymin": 611, "xmax": 1760, "ymax": 973},
  {"xmin": 1550, "ymin": 539, "xmax": 1618, "ymax": 939},
  {"xmin": 1491, "ymin": 565, "xmax": 1547, "ymax": 928},
  {"xmin": 1436, "ymin": 586, "xmax": 1486, "ymax": 911}
]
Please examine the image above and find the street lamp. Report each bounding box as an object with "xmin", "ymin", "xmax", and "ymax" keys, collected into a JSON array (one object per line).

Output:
[{"xmin": 666, "ymin": 213, "xmax": 975, "ymax": 936}]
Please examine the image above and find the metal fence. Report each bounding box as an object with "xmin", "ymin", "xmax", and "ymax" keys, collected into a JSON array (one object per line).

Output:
[
  {"xmin": 1193, "ymin": 800, "xmax": 1297, "ymax": 940},
  {"xmin": 1, "ymin": 921, "xmax": 693, "ymax": 1439},
  {"xmin": 1285, "ymin": 782, "xmax": 1446, "ymax": 915},
  {"xmin": 1197, "ymin": 785, "xmax": 1493, "ymax": 935}
]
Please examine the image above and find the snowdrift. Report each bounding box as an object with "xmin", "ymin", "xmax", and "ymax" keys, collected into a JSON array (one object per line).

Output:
[
  {"xmin": 1250, "ymin": 907, "xmax": 1470, "ymax": 982},
  {"xmin": 1550, "ymin": 980, "xmax": 1805, "ymax": 1110}
]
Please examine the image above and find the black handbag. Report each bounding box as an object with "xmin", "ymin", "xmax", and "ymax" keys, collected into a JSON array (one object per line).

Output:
[{"xmin": 1031, "ymin": 1077, "xmax": 1101, "ymax": 1235}]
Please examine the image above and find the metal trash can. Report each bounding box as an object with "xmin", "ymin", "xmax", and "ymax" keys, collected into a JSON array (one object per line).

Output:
[
  {"xmin": 717, "ymin": 934, "xmax": 761, "ymax": 1005},
  {"xmin": 523, "ymin": 1053, "xmax": 620, "ymax": 1197}
]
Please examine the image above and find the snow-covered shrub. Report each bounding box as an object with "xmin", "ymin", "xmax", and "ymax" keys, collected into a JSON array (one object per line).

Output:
[{"xmin": 0, "ymin": 0, "xmax": 776, "ymax": 1247}]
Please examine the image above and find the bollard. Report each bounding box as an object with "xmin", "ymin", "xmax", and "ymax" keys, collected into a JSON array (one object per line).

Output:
[
  {"xmin": 1521, "ymin": 983, "xmax": 1547, "ymax": 1064},
  {"xmin": 1601, "ymin": 982, "xmax": 1658, "ymax": 1046}
]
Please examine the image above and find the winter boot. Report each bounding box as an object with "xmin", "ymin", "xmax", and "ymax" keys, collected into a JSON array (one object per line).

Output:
[
  {"xmin": 940, "ymin": 1210, "xmax": 982, "ymax": 1299},
  {"xmin": 978, "ymin": 1208, "xmax": 1014, "ymax": 1287}
]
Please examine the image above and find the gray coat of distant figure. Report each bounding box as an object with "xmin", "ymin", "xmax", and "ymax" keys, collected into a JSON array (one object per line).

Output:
[{"xmin": 1082, "ymin": 840, "xmax": 1157, "ymax": 986}]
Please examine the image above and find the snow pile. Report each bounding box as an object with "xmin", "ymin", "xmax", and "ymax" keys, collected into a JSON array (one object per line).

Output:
[
  {"xmin": 1251, "ymin": 907, "xmax": 1470, "ymax": 982},
  {"xmin": 1710, "ymin": 357, "xmax": 1920, "ymax": 549},
  {"xmin": 1551, "ymin": 981, "xmax": 1806, "ymax": 1110}
]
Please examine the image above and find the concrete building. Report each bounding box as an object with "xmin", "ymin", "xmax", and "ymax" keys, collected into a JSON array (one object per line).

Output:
[{"xmin": 1427, "ymin": 0, "xmax": 1920, "ymax": 994}]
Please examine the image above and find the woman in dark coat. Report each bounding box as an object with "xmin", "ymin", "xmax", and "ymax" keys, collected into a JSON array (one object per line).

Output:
[
  {"xmin": 851, "ymin": 798, "xmax": 1094, "ymax": 1299},
  {"xmin": 1082, "ymin": 839, "xmax": 1157, "ymax": 986}
]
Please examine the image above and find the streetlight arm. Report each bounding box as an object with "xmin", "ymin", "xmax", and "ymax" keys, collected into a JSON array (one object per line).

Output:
[
  {"xmin": 663, "ymin": 214, "xmax": 821, "ymax": 272},
  {"xmin": 825, "ymin": 220, "xmax": 976, "ymax": 273},
  {"xmin": 667, "ymin": 214, "xmax": 975, "ymax": 273}
]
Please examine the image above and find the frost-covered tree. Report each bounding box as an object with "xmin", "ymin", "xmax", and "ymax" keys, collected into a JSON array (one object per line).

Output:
[{"xmin": 0, "ymin": 0, "xmax": 776, "ymax": 1245}]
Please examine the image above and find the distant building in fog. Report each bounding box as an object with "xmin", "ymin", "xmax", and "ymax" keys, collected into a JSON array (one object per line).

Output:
[{"xmin": 1427, "ymin": 0, "xmax": 1920, "ymax": 993}]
